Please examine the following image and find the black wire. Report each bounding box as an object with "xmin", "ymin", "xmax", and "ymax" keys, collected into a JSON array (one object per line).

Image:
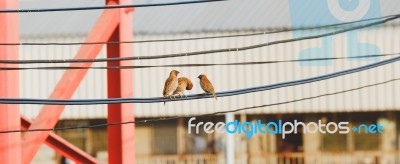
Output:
[
  {"xmin": 0, "ymin": 55, "xmax": 399, "ymax": 105},
  {"xmin": 0, "ymin": 53, "xmax": 397, "ymax": 71},
  {"xmin": 1, "ymin": 15, "xmax": 399, "ymax": 65},
  {"xmin": 1, "ymin": 14, "xmax": 397, "ymax": 46},
  {"xmin": 3, "ymin": 77, "xmax": 398, "ymax": 133},
  {"xmin": 0, "ymin": 0, "xmax": 227, "ymax": 13}
]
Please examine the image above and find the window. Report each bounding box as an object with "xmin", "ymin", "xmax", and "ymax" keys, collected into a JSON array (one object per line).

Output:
[
  {"xmin": 321, "ymin": 133, "xmax": 347, "ymax": 151},
  {"xmin": 321, "ymin": 114, "xmax": 381, "ymax": 152},
  {"xmin": 353, "ymin": 122, "xmax": 380, "ymax": 151},
  {"xmin": 152, "ymin": 121, "xmax": 178, "ymax": 154}
]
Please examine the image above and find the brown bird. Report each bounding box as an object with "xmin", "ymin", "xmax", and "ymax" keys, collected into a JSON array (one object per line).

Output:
[
  {"xmin": 163, "ymin": 70, "xmax": 180, "ymax": 104},
  {"xmin": 198, "ymin": 74, "xmax": 217, "ymax": 100},
  {"xmin": 173, "ymin": 77, "xmax": 193, "ymax": 97}
]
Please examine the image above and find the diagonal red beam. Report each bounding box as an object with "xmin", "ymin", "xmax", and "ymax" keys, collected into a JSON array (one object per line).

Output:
[
  {"xmin": 21, "ymin": 116, "xmax": 97, "ymax": 164},
  {"xmin": 22, "ymin": 4, "xmax": 120, "ymax": 163}
]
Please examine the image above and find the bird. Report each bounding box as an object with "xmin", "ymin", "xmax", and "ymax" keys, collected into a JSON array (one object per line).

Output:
[
  {"xmin": 163, "ymin": 70, "xmax": 180, "ymax": 105},
  {"xmin": 173, "ymin": 77, "xmax": 193, "ymax": 97},
  {"xmin": 198, "ymin": 74, "xmax": 217, "ymax": 100}
]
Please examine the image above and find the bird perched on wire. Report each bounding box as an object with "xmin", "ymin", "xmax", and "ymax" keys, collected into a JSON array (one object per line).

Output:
[
  {"xmin": 173, "ymin": 77, "xmax": 193, "ymax": 97},
  {"xmin": 163, "ymin": 70, "xmax": 180, "ymax": 105},
  {"xmin": 198, "ymin": 74, "xmax": 217, "ymax": 100}
]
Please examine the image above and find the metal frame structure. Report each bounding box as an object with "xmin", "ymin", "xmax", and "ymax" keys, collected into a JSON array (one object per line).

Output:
[{"xmin": 0, "ymin": 0, "xmax": 135, "ymax": 163}]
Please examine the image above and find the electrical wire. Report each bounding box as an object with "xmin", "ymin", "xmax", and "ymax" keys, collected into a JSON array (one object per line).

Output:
[
  {"xmin": 0, "ymin": 55, "xmax": 399, "ymax": 105},
  {"xmin": 0, "ymin": 0, "xmax": 227, "ymax": 13},
  {"xmin": 1, "ymin": 14, "xmax": 397, "ymax": 46},
  {"xmin": 1, "ymin": 15, "xmax": 399, "ymax": 65},
  {"xmin": 2, "ymin": 77, "xmax": 398, "ymax": 133},
  {"xmin": 0, "ymin": 53, "xmax": 398, "ymax": 71}
]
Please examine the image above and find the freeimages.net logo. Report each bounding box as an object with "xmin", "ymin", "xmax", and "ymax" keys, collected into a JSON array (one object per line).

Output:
[
  {"xmin": 288, "ymin": 0, "xmax": 382, "ymax": 66},
  {"xmin": 188, "ymin": 117, "xmax": 383, "ymax": 139}
]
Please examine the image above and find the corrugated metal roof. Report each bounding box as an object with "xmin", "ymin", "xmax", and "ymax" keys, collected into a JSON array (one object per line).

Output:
[
  {"xmin": 18, "ymin": 0, "xmax": 400, "ymax": 36},
  {"xmin": 18, "ymin": 27, "xmax": 400, "ymax": 119}
]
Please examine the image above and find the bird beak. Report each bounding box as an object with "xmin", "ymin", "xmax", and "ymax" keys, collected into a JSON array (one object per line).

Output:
[{"xmin": 197, "ymin": 75, "xmax": 201, "ymax": 79}]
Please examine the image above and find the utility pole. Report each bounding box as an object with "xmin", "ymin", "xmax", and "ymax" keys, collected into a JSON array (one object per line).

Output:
[
  {"xmin": 0, "ymin": 0, "xmax": 21, "ymax": 163},
  {"xmin": 106, "ymin": 0, "xmax": 135, "ymax": 163}
]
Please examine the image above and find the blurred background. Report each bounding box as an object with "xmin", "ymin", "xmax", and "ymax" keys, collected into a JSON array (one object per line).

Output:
[{"xmin": 17, "ymin": 0, "xmax": 400, "ymax": 163}]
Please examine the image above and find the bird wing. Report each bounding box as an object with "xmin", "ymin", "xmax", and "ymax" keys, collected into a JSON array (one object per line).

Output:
[
  {"xmin": 201, "ymin": 78, "xmax": 213, "ymax": 93},
  {"xmin": 163, "ymin": 77, "xmax": 173, "ymax": 95},
  {"xmin": 163, "ymin": 76, "xmax": 178, "ymax": 96},
  {"xmin": 204, "ymin": 78, "xmax": 217, "ymax": 100}
]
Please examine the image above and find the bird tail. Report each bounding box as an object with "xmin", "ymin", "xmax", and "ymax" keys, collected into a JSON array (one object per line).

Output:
[
  {"xmin": 186, "ymin": 78, "xmax": 193, "ymax": 90},
  {"xmin": 212, "ymin": 92, "xmax": 217, "ymax": 100}
]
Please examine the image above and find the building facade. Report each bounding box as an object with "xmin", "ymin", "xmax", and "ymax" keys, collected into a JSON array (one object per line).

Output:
[{"xmin": 17, "ymin": 0, "xmax": 400, "ymax": 163}]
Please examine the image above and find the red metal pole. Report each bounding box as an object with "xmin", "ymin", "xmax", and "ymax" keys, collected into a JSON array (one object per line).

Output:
[
  {"xmin": 106, "ymin": 0, "xmax": 135, "ymax": 163},
  {"xmin": 22, "ymin": 6, "xmax": 119, "ymax": 163},
  {"xmin": 0, "ymin": 0, "xmax": 21, "ymax": 163},
  {"xmin": 22, "ymin": 7, "xmax": 120, "ymax": 163}
]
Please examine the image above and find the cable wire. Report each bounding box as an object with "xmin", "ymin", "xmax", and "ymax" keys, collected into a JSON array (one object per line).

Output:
[
  {"xmin": 0, "ymin": 55, "xmax": 399, "ymax": 105},
  {"xmin": 0, "ymin": 53, "xmax": 398, "ymax": 71},
  {"xmin": 0, "ymin": 0, "xmax": 227, "ymax": 13},
  {"xmin": 1, "ymin": 14, "xmax": 397, "ymax": 46},
  {"xmin": 2, "ymin": 77, "xmax": 398, "ymax": 133},
  {"xmin": 2, "ymin": 15, "xmax": 399, "ymax": 65}
]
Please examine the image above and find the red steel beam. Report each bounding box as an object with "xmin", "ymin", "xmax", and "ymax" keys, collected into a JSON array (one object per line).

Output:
[
  {"xmin": 22, "ymin": 4, "xmax": 120, "ymax": 163},
  {"xmin": 106, "ymin": 0, "xmax": 135, "ymax": 163},
  {"xmin": 0, "ymin": 0, "xmax": 21, "ymax": 163},
  {"xmin": 21, "ymin": 116, "xmax": 98, "ymax": 164}
]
